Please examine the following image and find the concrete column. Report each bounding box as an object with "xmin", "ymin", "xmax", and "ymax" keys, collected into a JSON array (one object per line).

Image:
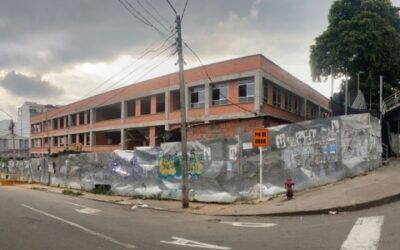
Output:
[
  {"xmin": 165, "ymin": 91, "xmax": 170, "ymax": 130},
  {"xmin": 120, "ymin": 128, "xmax": 126, "ymax": 150},
  {"xmin": 63, "ymin": 116, "xmax": 67, "ymax": 129},
  {"xmin": 84, "ymin": 111, "xmax": 88, "ymax": 125},
  {"xmin": 149, "ymin": 127, "xmax": 156, "ymax": 147},
  {"xmin": 317, "ymin": 106, "xmax": 321, "ymax": 119},
  {"xmin": 135, "ymin": 99, "xmax": 141, "ymax": 116},
  {"xmin": 67, "ymin": 134, "xmax": 72, "ymax": 145},
  {"xmin": 150, "ymin": 95, "xmax": 157, "ymax": 114},
  {"xmin": 76, "ymin": 113, "xmax": 80, "ymax": 126},
  {"xmin": 204, "ymin": 82, "xmax": 210, "ymax": 122},
  {"xmin": 76, "ymin": 134, "xmax": 79, "ymax": 144},
  {"xmin": 83, "ymin": 133, "xmax": 87, "ymax": 146},
  {"xmin": 291, "ymin": 94, "xmax": 296, "ymax": 113},
  {"xmin": 57, "ymin": 118, "xmax": 61, "ymax": 129},
  {"xmin": 254, "ymin": 73, "xmax": 262, "ymax": 115},
  {"xmin": 89, "ymin": 132, "xmax": 93, "ymax": 150},
  {"xmin": 89, "ymin": 109, "xmax": 94, "ymax": 151},
  {"xmin": 121, "ymin": 101, "xmax": 126, "ymax": 122}
]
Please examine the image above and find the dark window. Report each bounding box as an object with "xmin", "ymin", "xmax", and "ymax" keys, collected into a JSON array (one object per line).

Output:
[
  {"xmin": 296, "ymin": 96, "xmax": 303, "ymax": 115},
  {"xmin": 238, "ymin": 78, "xmax": 255, "ymax": 103},
  {"xmin": 190, "ymin": 86, "xmax": 205, "ymax": 108},
  {"xmin": 170, "ymin": 90, "xmax": 181, "ymax": 111},
  {"xmin": 156, "ymin": 93, "xmax": 165, "ymax": 113},
  {"xmin": 273, "ymin": 86, "xmax": 281, "ymax": 107},
  {"xmin": 140, "ymin": 96, "xmax": 151, "ymax": 115},
  {"xmin": 126, "ymin": 100, "xmax": 136, "ymax": 117},
  {"xmin": 263, "ymin": 78, "xmax": 269, "ymax": 104},
  {"xmin": 285, "ymin": 92, "xmax": 292, "ymax": 111},
  {"xmin": 212, "ymin": 83, "xmax": 228, "ymax": 106}
]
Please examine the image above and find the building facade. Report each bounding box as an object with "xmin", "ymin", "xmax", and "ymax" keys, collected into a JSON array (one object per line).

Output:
[
  {"xmin": 30, "ymin": 55, "xmax": 330, "ymax": 155},
  {"xmin": 0, "ymin": 134, "xmax": 29, "ymax": 159},
  {"xmin": 17, "ymin": 102, "xmax": 60, "ymax": 146}
]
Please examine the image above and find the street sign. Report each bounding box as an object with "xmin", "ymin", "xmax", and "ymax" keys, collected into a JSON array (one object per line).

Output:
[
  {"xmin": 252, "ymin": 128, "xmax": 270, "ymax": 201},
  {"xmin": 252, "ymin": 128, "xmax": 270, "ymax": 148}
]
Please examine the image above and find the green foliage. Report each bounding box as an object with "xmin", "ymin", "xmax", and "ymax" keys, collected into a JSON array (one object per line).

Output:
[
  {"xmin": 62, "ymin": 189, "xmax": 83, "ymax": 196},
  {"xmin": 91, "ymin": 185, "xmax": 113, "ymax": 195},
  {"xmin": 310, "ymin": 0, "xmax": 400, "ymax": 108},
  {"xmin": 0, "ymin": 156, "xmax": 8, "ymax": 164}
]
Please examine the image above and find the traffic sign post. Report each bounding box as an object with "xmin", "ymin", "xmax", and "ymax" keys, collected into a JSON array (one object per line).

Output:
[{"xmin": 252, "ymin": 128, "xmax": 270, "ymax": 200}]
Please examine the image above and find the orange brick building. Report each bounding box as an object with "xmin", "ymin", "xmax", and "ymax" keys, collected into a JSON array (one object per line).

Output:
[{"xmin": 30, "ymin": 54, "xmax": 330, "ymax": 155}]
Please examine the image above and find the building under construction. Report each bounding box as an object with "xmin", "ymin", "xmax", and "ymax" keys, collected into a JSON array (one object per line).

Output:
[{"xmin": 30, "ymin": 54, "xmax": 330, "ymax": 156}]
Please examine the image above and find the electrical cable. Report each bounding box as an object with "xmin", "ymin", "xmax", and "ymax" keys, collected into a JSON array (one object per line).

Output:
[
  {"xmin": 136, "ymin": 0, "xmax": 171, "ymax": 34},
  {"xmin": 183, "ymin": 42, "xmax": 257, "ymax": 115}
]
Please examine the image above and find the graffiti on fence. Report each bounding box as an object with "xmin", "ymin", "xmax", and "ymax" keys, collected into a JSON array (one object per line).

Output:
[{"xmin": 159, "ymin": 150, "xmax": 204, "ymax": 179}]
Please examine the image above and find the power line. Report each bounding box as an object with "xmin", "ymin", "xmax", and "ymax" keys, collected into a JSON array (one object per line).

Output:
[
  {"xmin": 118, "ymin": 0, "xmax": 171, "ymax": 38},
  {"xmin": 183, "ymin": 42, "xmax": 257, "ymax": 115},
  {"xmin": 82, "ymin": 35, "xmax": 173, "ymax": 99},
  {"xmin": 43, "ymin": 36, "xmax": 175, "ymax": 121},
  {"xmin": 144, "ymin": 0, "xmax": 170, "ymax": 25},
  {"xmin": 181, "ymin": 0, "xmax": 189, "ymax": 21},
  {"xmin": 136, "ymin": 0, "xmax": 171, "ymax": 34}
]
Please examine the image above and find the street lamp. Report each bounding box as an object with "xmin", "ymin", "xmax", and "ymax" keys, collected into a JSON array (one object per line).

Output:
[{"xmin": 357, "ymin": 71, "xmax": 364, "ymax": 92}]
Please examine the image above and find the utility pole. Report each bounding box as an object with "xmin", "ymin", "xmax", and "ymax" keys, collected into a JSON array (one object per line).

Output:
[
  {"xmin": 380, "ymin": 75, "xmax": 383, "ymax": 122},
  {"xmin": 9, "ymin": 120, "xmax": 16, "ymax": 172},
  {"xmin": 344, "ymin": 74, "xmax": 348, "ymax": 115},
  {"xmin": 167, "ymin": 0, "xmax": 189, "ymax": 208}
]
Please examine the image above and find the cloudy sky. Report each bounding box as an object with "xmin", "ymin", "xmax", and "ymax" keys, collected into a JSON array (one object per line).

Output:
[{"xmin": 0, "ymin": 0, "xmax": 399, "ymax": 120}]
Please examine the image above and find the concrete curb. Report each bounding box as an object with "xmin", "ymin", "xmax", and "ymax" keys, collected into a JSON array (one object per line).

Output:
[
  {"xmin": 12, "ymin": 183, "xmax": 400, "ymax": 217},
  {"xmin": 213, "ymin": 193, "xmax": 400, "ymax": 217}
]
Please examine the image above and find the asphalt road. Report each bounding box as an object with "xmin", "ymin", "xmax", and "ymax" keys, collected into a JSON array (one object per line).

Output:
[{"xmin": 0, "ymin": 186, "xmax": 399, "ymax": 250}]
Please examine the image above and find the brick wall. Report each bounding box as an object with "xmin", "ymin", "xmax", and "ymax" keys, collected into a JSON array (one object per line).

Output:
[{"xmin": 187, "ymin": 117, "xmax": 286, "ymax": 141}]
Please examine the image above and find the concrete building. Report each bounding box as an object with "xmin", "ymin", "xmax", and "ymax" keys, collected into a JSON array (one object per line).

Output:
[
  {"xmin": 17, "ymin": 102, "xmax": 60, "ymax": 145},
  {"xmin": 0, "ymin": 134, "xmax": 29, "ymax": 159},
  {"xmin": 30, "ymin": 54, "xmax": 330, "ymax": 155},
  {"xmin": 0, "ymin": 120, "xmax": 12, "ymax": 136}
]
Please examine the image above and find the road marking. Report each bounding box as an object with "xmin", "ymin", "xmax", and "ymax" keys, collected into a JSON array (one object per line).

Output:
[
  {"xmin": 220, "ymin": 221, "xmax": 277, "ymax": 228},
  {"xmin": 67, "ymin": 202, "xmax": 101, "ymax": 215},
  {"xmin": 340, "ymin": 216, "xmax": 384, "ymax": 250},
  {"xmin": 161, "ymin": 236, "xmax": 231, "ymax": 249},
  {"xmin": 21, "ymin": 204, "xmax": 135, "ymax": 249},
  {"xmin": 68, "ymin": 202, "xmax": 86, "ymax": 208}
]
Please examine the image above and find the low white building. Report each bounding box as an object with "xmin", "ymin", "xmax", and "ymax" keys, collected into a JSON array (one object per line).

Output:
[
  {"xmin": 16, "ymin": 102, "xmax": 60, "ymax": 147},
  {"xmin": 0, "ymin": 134, "xmax": 29, "ymax": 159}
]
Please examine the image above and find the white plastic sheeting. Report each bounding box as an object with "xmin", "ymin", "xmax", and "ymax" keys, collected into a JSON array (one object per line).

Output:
[{"xmin": 7, "ymin": 113, "xmax": 381, "ymax": 203}]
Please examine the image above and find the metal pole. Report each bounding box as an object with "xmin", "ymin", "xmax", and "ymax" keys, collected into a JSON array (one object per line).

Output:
[
  {"xmin": 380, "ymin": 75, "xmax": 383, "ymax": 122},
  {"xmin": 176, "ymin": 15, "xmax": 189, "ymax": 208},
  {"xmin": 259, "ymin": 147, "xmax": 263, "ymax": 200},
  {"xmin": 330, "ymin": 72, "xmax": 334, "ymax": 98},
  {"xmin": 345, "ymin": 74, "xmax": 348, "ymax": 115}
]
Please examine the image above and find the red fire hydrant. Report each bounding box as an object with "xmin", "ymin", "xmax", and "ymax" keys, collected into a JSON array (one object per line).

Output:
[{"xmin": 285, "ymin": 177, "xmax": 295, "ymax": 200}]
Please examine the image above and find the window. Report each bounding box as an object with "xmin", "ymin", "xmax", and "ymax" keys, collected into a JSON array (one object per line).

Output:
[
  {"xmin": 140, "ymin": 96, "xmax": 151, "ymax": 115},
  {"xmin": 238, "ymin": 78, "xmax": 255, "ymax": 103},
  {"xmin": 156, "ymin": 94, "xmax": 165, "ymax": 113},
  {"xmin": 190, "ymin": 86, "xmax": 205, "ymax": 108},
  {"xmin": 273, "ymin": 86, "xmax": 281, "ymax": 107},
  {"xmin": 212, "ymin": 83, "xmax": 228, "ymax": 106},
  {"xmin": 296, "ymin": 96, "xmax": 303, "ymax": 115},
  {"xmin": 285, "ymin": 92, "xmax": 292, "ymax": 111},
  {"xmin": 263, "ymin": 78, "xmax": 269, "ymax": 104}
]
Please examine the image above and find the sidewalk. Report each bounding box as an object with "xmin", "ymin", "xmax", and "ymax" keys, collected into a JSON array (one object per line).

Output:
[{"xmin": 9, "ymin": 158, "xmax": 400, "ymax": 217}]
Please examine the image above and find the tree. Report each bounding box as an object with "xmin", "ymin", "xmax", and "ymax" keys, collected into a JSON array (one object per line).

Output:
[{"xmin": 310, "ymin": 0, "xmax": 400, "ymax": 111}]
